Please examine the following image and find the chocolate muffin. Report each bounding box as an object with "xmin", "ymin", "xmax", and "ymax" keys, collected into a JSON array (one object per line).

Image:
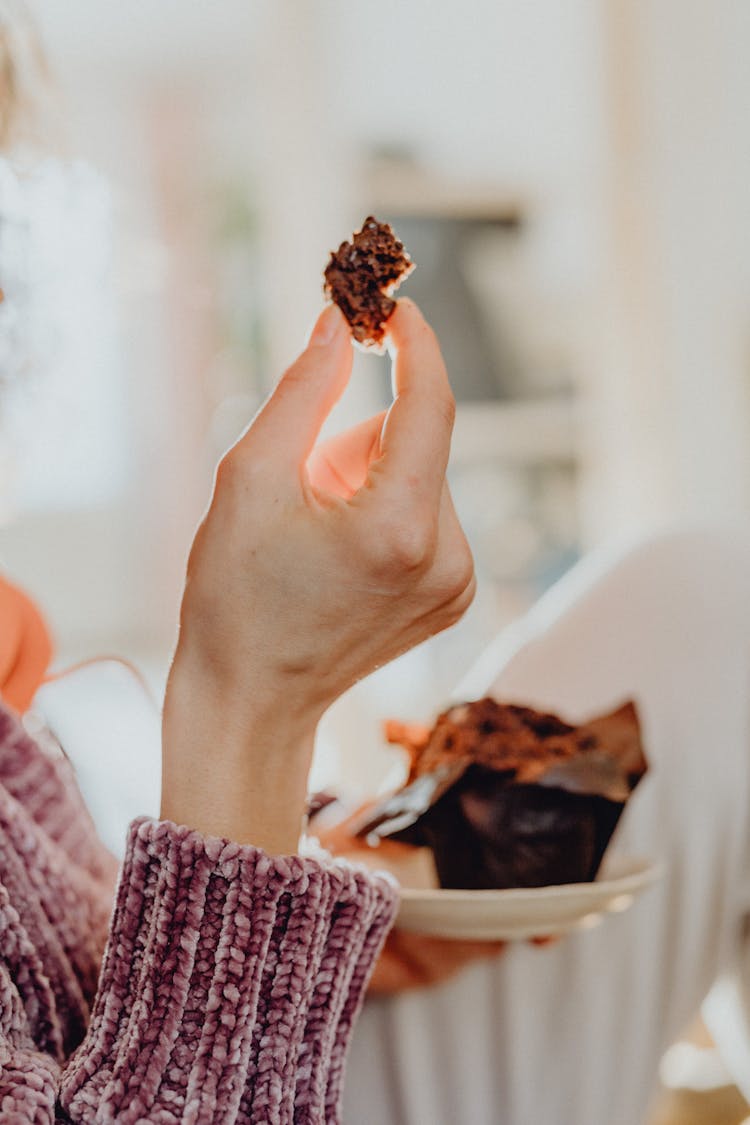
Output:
[
  {"xmin": 353, "ymin": 698, "xmax": 648, "ymax": 890},
  {"xmin": 323, "ymin": 216, "xmax": 414, "ymax": 350}
]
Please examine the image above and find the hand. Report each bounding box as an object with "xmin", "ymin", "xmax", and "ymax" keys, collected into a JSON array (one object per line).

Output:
[
  {"xmin": 161, "ymin": 300, "xmax": 475, "ymax": 853},
  {"xmin": 316, "ymin": 823, "xmax": 506, "ymax": 992},
  {"xmin": 318, "ymin": 810, "xmax": 556, "ymax": 994},
  {"xmin": 370, "ymin": 930, "xmax": 507, "ymax": 994}
]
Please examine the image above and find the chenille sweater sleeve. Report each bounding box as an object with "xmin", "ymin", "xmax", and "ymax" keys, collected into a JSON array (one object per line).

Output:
[{"xmin": 55, "ymin": 817, "xmax": 397, "ymax": 1125}]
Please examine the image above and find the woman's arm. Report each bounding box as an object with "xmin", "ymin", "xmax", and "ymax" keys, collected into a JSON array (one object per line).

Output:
[
  {"xmin": 49, "ymin": 299, "xmax": 471, "ymax": 1122},
  {"xmin": 161, "ymin": 299, "xmax": 474, "ymax": 853}
]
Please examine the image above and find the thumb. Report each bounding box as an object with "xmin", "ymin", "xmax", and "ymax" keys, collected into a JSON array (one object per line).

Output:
[{"xmin": 241, "ymin": 304, "xmax": 352, "ymax": 468}]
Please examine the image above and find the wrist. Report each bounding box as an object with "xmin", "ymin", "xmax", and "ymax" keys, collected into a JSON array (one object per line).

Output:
[{"xmin": 160, "ymin": 646, "xmax": 321, "ymax": 853}]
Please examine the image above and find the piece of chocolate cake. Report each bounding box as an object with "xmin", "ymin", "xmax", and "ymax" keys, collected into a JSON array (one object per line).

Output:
[
  {"xmin": 323, "ymin": 216, "xmax": 414, "ymax": 351},
  {"xmin": 353, "ymin": 699, "xmax": 648, "ymax": 891}
]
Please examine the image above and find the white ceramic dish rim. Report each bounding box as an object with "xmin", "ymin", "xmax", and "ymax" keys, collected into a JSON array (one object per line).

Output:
[{"xmin": 398, "ymin": 856, "xmax": 663, "ymax": 904}]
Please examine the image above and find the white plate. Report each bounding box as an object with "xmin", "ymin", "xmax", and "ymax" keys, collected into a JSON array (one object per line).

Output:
[{"xmin": 396, "ymin": 856, "xmax": 662, "ymax": 941}]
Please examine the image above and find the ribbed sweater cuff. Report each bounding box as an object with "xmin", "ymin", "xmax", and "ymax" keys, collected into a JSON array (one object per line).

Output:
[{"xmin": 59, "ymin": 817, "xmax": 398, "ymax": 1124}]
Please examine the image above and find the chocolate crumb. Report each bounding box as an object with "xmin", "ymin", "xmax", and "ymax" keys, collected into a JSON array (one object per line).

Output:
[{"xmin": 323, "ymin": 216, "xmax": 415, "ymax": 351}]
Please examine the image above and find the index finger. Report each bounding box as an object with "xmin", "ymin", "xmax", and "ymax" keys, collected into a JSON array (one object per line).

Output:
[
  {"xmin": 378, "ymin": 300, "xmax": 455, "ymax": 506},
  {"xmin": 235, "ymin": 304, "xmax": 353, "ymax": 474}
]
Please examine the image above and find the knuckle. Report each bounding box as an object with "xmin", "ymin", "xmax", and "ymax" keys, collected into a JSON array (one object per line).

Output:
[
  {"xmin": 214, "ymin": 445, "xmax": 258, "ymax": 495},
  {"xmin": 457, "ymin": 542, "xmax": 476, "ymax": 591},
  {"xmin": 434, "ymin": 541, "xmax": 476, "ymax": 605},
  {"xmin": 449, "ymin": 572, "xmax": 478, "ymax": 620},
  {"xmin": 214, "ymin": 448, "xmax": 243, "ymax": 490},
  {"xmin": 436, "ymin": 576, "xmax": 476, "ymax": 631},
  {"xmin": 370, "ymin": 517, "xmax": 435, "ymax": 575}
]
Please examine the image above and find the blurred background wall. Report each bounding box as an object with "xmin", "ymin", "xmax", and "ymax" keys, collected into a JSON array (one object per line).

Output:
[{"xmin": 1, "ymin": 0, "xmax": 749, "ymax": 790}]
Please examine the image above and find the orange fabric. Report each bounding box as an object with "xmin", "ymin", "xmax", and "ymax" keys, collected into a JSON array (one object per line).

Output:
[{"xmin": 0, "ymin": 576, "xmax": 53, "ymax": 713}]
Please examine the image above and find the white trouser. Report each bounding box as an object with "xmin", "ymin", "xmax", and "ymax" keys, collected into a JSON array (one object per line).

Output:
[{"xmin": 344, "ymin": 528, "xmax": 750, "ymax": 1125}]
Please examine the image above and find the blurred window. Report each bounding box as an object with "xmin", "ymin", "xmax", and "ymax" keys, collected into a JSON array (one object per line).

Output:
[{"xmin": 0, "ymin": 156, "xmax": 129, "ymax": 512}]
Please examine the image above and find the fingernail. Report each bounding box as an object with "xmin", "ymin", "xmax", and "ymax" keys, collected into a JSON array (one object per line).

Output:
[{"xmin": 308, "ymin": 303, "xmax": 343, "ymax": 348}]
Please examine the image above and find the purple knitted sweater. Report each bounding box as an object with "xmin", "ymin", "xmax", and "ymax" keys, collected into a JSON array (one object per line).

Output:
[{"xmin": 0, "ymin": 703, "xmax": 398, "ymax": 1122}]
